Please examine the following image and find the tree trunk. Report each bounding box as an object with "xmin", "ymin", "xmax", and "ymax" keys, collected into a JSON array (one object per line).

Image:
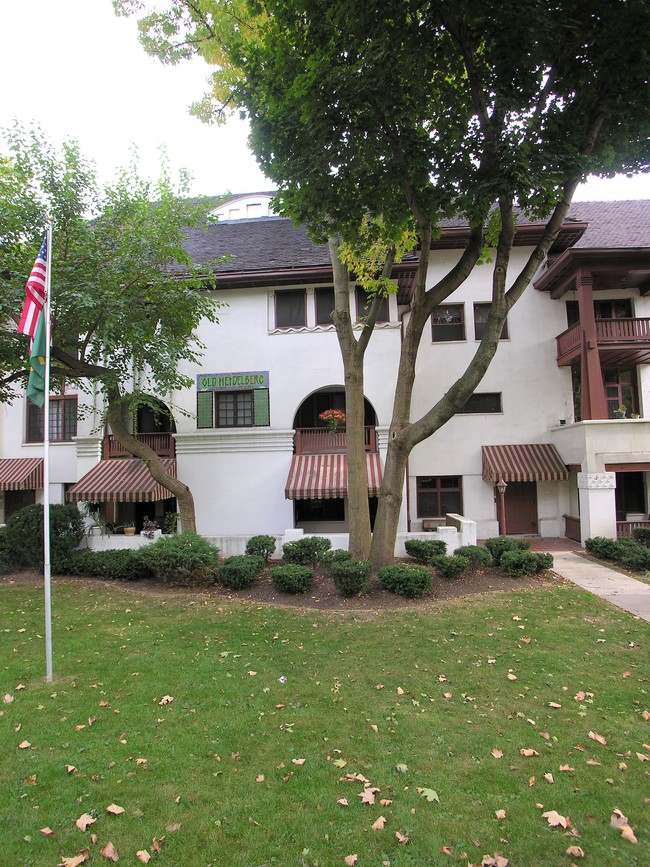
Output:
[
  {"xmin": 106, "ymin": 392, "xmax": 197, "ymax": 534},
  {"xmin": 369, "ymin": 436, "xmax": 409, "ymax": 567}
]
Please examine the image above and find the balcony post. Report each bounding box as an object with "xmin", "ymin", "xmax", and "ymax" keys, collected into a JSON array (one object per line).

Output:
[{"xmin": 577, "ymin": 270, "xmax": 608, "ymax": 420}]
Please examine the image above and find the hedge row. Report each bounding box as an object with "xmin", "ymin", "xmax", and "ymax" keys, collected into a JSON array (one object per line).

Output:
[{"xmin": 585, "ymin": 535, "xmax": 650, "ymax": 572}]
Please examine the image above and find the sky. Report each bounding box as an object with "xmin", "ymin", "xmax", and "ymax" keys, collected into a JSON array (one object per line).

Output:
[{"xmin": 1, "ymin": 0, "xmax": 649, "ymax": 202}]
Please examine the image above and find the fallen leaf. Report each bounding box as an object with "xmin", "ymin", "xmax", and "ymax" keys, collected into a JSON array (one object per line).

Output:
[
  {"xmin": 40, "ymin": 827, "xmax": 54, "ymax": 836},
  {"xmin": 529, "ymin": 776, "xmax": 536, "ymax": 786},
  {"xmin": 396, "ymin": 831, "xmax": 410, "ymax": 843},
  {"xmin": 66, "ymin": 765, "xmax": 77, "ymax": 774},
  {"xmin": 370, "ymin": 724, "xmax": 378, "ymax": 733},
  {"xmin": 75, "ymin": 813, "xmax": 96, "ymax": 832},
  {"xmin": 495, "ymin": 809, "xmax": 506, "ymax": 819},
  {"xmin": 337, "ymin": 798, "xmax": 349, "ymax": 807},
  {"xmin": 575, "ymin": 692, "xmax": 586, "ymax": 702},
  {"xmin": 566, "ymin": 846, "xmax": 585, "ymax": 857},
  {"xmin": 642, "ymin": 709, "xmax": 650, "ymax": 720},
  {"xmin": 491, "ymin": 749, "xmax": 504, "ymax": 759},
  {"xmin": 397, "ymin": 687, "xmax": 405, "ymax": 695},
  {"xmin": 588, "ymin": 730, "xmax": 607, "ymax": 745},
  {"xmin": 136, "ymin": 758, "xmax": 148, "ymax": 767},
  {"xmin": 443, "ymin": 692, "xmax": 453, "ymax": 699},
  {"xmin": 548, "ymin": 702, "xmax": 562, "ymax": 708},
  {"xmin": 247, "ymin": 671, "xmax": 257, "ymax": 676},
  {"xmin": 380, "ymin": 799, "xmax": 393, "ymax": 807},
  {"xmin": 358, "ymin": 789, "xmax": 376, "ymax": 805},
  {"xmin": 419, "ymin": 788, "xmax": 440, "ymax": 802},
  {"xmin": 636, "ymin": 752, "xmax": 649, "ymax": 762},
  {"xmin": 136, "ymin": 852, "xmax": 151, "ymax": 864},
  {"xmin": 372, "ymin": 815, "xmax": 387, "ymax": 830},
  {"xmin": 256, "ymin": 774, "xmax": 265, "ymax": 782},
  {"xmin": 75, "ymin": 725, "xmax": 86, "ymax": 732},
  {"xmin": 3, "ymin": 694, "xmax": 14, "ymax": 704},
  {"xmin": 544, "ymin": 773, "xmax": 554, "ymax": 784},
  {"xmin": 620, "ymin": 824, "xmax": 638, "ymax": 844},
  {"xmin": 395, "ymin": 763, "xmax": 408, "ymax": 773},
  {"xmin": 507, "ymin": 673, "xmax": 517, "ymax": 681},
  {"xmin": 18, "ymin": 740, "xmax": 31, "ymax": 749},
  {"xmin": 291, "ymin": 758, "xmax": 306, "ymax": 765},
  {"xmin": 344, "ymin": 856, "xmax": 358, "ymax": 866},
  {"xmin": 100, "ymin": 841, "xmax": 119, "ymax": 861},
  {"xmin": 586, "ymin": 760, "xmax": 601, "ymax": 767},
  {"xmin": 15, "ymin": 684, "xmax": 25, "ymax": 690},
  {"xmin": 158, "ymin": 695, "xmax": 174, "ymax": 706},
  {"xmin": 375, "ymin": 684, "xmax": 384, "ymax": 690},
  {"xmin": 61, "ymin": 852, "xmax": 90, "ymax": 867},
  {"xmin": 543, "ymin": 810, "xmax": 571, "ymax": 828},
  {"xmin": 333, "ymin": 758, "xmax": 347, "ymax": 768},
  {"xmin": 106, "ymin": 804, "xmax": 125, "ymax": 815},
  {"xmin": 441, "ymin": 846, "xmax": 454, "ymax": 855},
  {"xmin": 520, "ymin": 749, "xmax": 539, "ymax": 757}
]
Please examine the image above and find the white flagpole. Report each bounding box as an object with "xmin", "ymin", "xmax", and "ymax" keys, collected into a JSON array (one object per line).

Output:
[{"xmin": 43, "ymin": 219, "xmax": 53, "ymax": 683}]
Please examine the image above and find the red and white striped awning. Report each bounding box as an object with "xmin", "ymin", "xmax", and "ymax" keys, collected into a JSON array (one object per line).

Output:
[
  {"xmin": 482, "ymin": 444, "xmax": 568, "ymax": 483},
  {"xmin": 285, "ymin": 453, "xmax": 383, "ymax": 500},
  {"xmin": 66, "ymin": 458, "xmax": 176, "ymax": 503},
  {"xmin": 0, "ymin": 458, "xmax": 43, "ymax": 491}
]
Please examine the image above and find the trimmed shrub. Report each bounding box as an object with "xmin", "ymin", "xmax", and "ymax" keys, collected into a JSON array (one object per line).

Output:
[
  {"xmin": 585, "ymin": 536, "xmax": 621, "ymax": 560},
  {"xmin": 282, "ymin": 536, "xmax": 331, "ymax": 565},
  {"xmin": 435, "ymin": 554, "xmax": 470, "ymax": 580},
  {"xmin": 484, "ymin": 537, "xmax": 531, "ymax": 565},
  {"xmin": 330, "ymin": 558, "xmax": 372, "ymax": 597},
  {"xmin": 245, "ymin": 535, "xmax": 277, "ymax": 561},
  {"xmin": 404, "ymin": 538, "xmax": 447, "ymax": 565},
  {"xmin": 454, "ymin": 545, "xmax": 494, "ymax": 568},
  {"xmin": 0, "ymin": 526, "xmax": 15, "ymax": 574},
  {"xmin": 86, "ymin": 549, "xmax": 151, "ymax": 581},
  {"xmin": 218, "ymin": 555, "xmax": 265, "ymax": 590},
  {"xmin": 617, "ymin": 541, "xmax": 650, "ymax": 572},
  {"xmin": 323, "ymin": 549, "xmax": 353, "ymax": 565},
  {"xmin": 632, "ymin": 527, "xmax": 650, "ymax": 548},
  {"xmin": 138, "ymin": 533, "xmax": 220, "ymax": 586},
  {"xmin": 271, "ymin": 564, "xmax": 313, "ymax": 594},
  {"xmin": 379, "ymin": 563, "xmax": 432, "ymax": 598},
  {"xmin": 501, "ymin": 550, "xmax": 554, "ymax": 576},
  {"xmin": 4, "ymin": 504, "xmax": 85, "ymax": 571}
]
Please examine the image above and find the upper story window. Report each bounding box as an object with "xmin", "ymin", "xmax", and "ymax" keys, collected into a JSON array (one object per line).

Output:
[
  {"xmin": 275, "ymin": 289, "xmax": 306, "ymax": 328},
  {"xmin": 315, "ymin": 286, "xmax": 335, "ymax": 326},
  {"xmin": 432, "ymin": 304, "xmax": 465, "ymax": 341},
  {"xmin": 458, "ymin": 392, "xmax": 502, "ymax": 413},
  {"xmin": 196, "ymin": 373, "xmax": 270, "ymax": 429},
  {"xmin": 27, "ymin": 395, "xmax": 78, "ymax": 443},
  {"xmin": 474, "ymin": 303, "xmax": 509, "ymax": 340},
  {"xmin": 355, "ymin": 286, "xmax": 389, "ymax": 323},
  {"xmin": 566, "ymin": 298, "xmax": 633, "ymax": 327}
]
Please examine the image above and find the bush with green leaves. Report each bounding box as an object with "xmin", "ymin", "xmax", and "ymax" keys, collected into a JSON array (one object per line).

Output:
[
  {"xmin": 404, "ymin": 538, "xmax": 447, "ymax": 565},
  {"xmin": 632, "ymin": 527, "xmax": 650, "ymax": 548},
  {"xmin": 322, "ymin": 548, "xmax": 353, "ymax": 565},
  {"xmin": 138, "ymin": 532, "xmax": 220, "ymax": 586},
  {"xmin": 3, "ymin": 504, "xmax": 85, "ymax": 571},
  {"xmin": 217, "ymin": 555, "xmax": 265, "ymax": 590},
  {"xmin": 245, "ymin": 534, "xmax": 277, "ymax": 561},
  {"xmin": 484, "ymin": 537, "xmax": 531, "ymax": 565},
  {"xmin": 379, "ymin": 563, "xmax": 432, "ymax": 598},
  {"xmin": 616, "ymin": 540, "xmax": 650, "ymax": 572},
  {"xmin": 282, "ymin": 536, "xmax": 331, "ymax": 565},
  {"xmin": 329, "ymin": 558, "xmax": 372, "ymax": 597},
  {"xmin": 500, "ymin": 550, "xmax": 554, "ymax": 576},
  {"xmin": 435, "ymin": 554, "xmax": 470, "ymax": 580},
  {"xmin": 271, "ymin": 564, "xmax": 314, "ymax": 594},
  {"xmin": 584, "ymin": 536, "xmax": 621, "ymax": 560},
  {"xmin": 0, "ymin": 526, "xmax": 15, "ymax": 574},
  {"xmin": 454, "ymin": 545, "xmax": 494, "ymax": 568},
  {"xmin": 76, "ymin": 549, "xmax": 151, "ymax": 581}
]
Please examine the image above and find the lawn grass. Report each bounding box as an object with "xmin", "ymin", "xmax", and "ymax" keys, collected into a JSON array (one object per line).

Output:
[{"xmin": 1, "ymin": 578, "xmax": 648, "ymax": 866}]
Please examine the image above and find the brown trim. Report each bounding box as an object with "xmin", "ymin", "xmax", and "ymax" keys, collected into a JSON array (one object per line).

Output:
[
  {"xmin": 535, "ymin": 248, "xmax": 650, "ymax": 298},
  {"xmin": 605, "ymin": 462, "xmax": 650, "ymax": 472},
  {"xmin": 566, "ymin": 464, "xmax": 582, "ymax": 473}
]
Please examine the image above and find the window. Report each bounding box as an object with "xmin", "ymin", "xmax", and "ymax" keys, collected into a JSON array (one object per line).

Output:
[
  {"xmin": 275, "ymin": 289, "xmax": 306, "ymax": 328},
  {"xmin": 416, "ymin": 476, "xmax": 462, "ymax": 518},
  {"xmin": 355, "ymin": 286, "xmax": 389, "ymax": 323},
  {"xmin": 315, "ymin": 286, "xmax": 335, "ymax": 326},
  {"xmin": 431, "ymin": 304, "xmax": 465, "ymax": 341},
  {"xmin": 474, "ymin": 303, "xmax": 508, "ymax": 340},
  {"xmin": 197, "ymin": 389, "xmax": 270, "ymax": 428},
  {"xmin": 458, "ymin": 392, "xmax": 502, "ymax": 413},
  {"xmin": 295, "ymin": 498, "xmax": 345, "ymax": 523},
  {"xmin": 26, "ymin": 396, "xmax": 77, "ymax": 443}
]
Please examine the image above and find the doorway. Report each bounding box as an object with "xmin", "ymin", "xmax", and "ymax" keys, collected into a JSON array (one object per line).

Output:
[{"xmin": 500, "ymin": 482, "xmax": 538, "ymax": 535}]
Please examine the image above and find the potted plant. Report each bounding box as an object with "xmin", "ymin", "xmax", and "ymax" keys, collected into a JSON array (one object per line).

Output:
[
  {"xmin": 124, "ymin": 522, "xmax": 136, "ymax": 536},
  {"xmin": 613, "ymin": 405, "xmax": 627, "ymax": 419},
  {"xmin": 319, "ymin": 408, "xmax": 346, "ymax": 433}
]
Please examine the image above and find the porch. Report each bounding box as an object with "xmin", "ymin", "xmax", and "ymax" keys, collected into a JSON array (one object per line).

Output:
[
  {"xmin": 103, "ymin": 432, "xmax": 175, "ymax": 459},
  {"xmin": 294, "ymin": 426, "xmax": 377, "ymax": 454},
  {"xmin": 556, "ymin": 318, "xmax": 650, "ymax": 367}
]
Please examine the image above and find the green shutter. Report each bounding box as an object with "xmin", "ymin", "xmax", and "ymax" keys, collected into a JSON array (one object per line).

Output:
[
  {"xmin": 253, "ymin": 389, "xmax": 270, "ymax": 426},
  {"xmin": 197, "ymin": 391, "xmax": 214, "ymax": 428}
]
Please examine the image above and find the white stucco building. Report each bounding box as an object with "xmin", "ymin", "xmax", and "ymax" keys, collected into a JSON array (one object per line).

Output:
[{"xmin": 1, "ymin": 196, "xmax": 649, "ymax": 551}]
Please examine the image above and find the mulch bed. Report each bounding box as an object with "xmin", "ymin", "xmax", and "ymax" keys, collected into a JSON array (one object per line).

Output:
[{"xmin": 1, "ymin": 564, "xmax": 563, "ymax": 612}]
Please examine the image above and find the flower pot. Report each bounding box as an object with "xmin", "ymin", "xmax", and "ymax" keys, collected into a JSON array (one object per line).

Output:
[{"xmin": 124, "ymin": 527, "xmax": 135, "ymax": 536}]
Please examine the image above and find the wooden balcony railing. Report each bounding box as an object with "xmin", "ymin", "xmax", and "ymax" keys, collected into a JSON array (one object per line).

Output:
[
  {"xmin": 616, "ymin": 519, "xmax": 650, "ymax": 539},
  {"xmin": 294, "ymin": 426, "xmax": 377, "ymax": 454},
  {"xmin": 103, "ymin": 432, "xmax": 175, "ymax": 459},
  {"xmin": 557, "ymin": 318, "xmax": 650, "ymax": 365},
  {"xmin": 563, "ymin": 514, "xmax": 581, "ymax": 543}
]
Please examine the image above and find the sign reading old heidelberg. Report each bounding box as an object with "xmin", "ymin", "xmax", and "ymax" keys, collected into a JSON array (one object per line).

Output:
[{"xmin": 197, "ymin": 371, "xmax": 269, "ymax": 391}]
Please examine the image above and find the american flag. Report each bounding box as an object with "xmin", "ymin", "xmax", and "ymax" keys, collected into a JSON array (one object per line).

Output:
[{"xmin": 18, "ymin": 236, "xmax": 48, "ymax": 344}]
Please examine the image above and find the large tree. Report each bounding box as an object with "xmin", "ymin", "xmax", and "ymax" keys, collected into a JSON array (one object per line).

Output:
[
  {"xmin": 120, "ymin": 0, "xmax": 650, "ymax": 563},
  {"xmin": 0, "ymin": 125, "xmax": 223, "ymax": 532}
]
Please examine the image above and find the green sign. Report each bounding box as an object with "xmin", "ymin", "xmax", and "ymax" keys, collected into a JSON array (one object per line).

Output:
[{"xmin": 197, "ymin": 371, "xmax": 269, "ymax": 391}]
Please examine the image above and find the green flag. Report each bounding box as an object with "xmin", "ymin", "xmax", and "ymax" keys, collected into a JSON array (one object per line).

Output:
[{"xmin": 27, "ymin": 312, "xmax": 46, "ymax": 407}]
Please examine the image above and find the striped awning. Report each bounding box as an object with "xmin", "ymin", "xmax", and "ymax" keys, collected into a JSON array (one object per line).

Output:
[
  {"xmin": 66, "ymin": 458, "xmax": 176, "ymax": 503},
  {"xmin": 0, "ymin": 458, "xmax": 43, "ymax": 491},
  {"xmin": 285, "ymin": 453, "xmax": 383, "ymax": 500},
  {"xmin": 482, "ymin": 444, "xmax": 568, "ymax": 483}
]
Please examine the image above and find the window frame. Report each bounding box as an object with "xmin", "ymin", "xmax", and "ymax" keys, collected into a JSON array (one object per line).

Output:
[
  {"xmin": 458, "ymin": 392, "xmax": 502, "ymax": 414},
  {"xmin": 431, "ymin": 304, "xmax": 466, "ymax": 342},
  {"xmin": 473, "ymin": 303, "xmax": 509, "ymax": 340},
  {"xmin": 315, "ymin": 286, "xmax": 335, "ymax": 326},
  {"xmin": 355, "ymin": 285, "xmax": 389, "ymax": 324},
  {"xmin": 275, "ymin": 289, "xmax": 307, "ymax": 329},
  {"xmin": 416, "ymin": 475, "xmax": 463, "ymax": 518},
  {"xmin": 26, "ymin": 395, "xmax": 78, "ymax": 444}
]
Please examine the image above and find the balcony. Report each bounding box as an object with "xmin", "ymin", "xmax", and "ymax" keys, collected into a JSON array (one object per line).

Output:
[
  {"xmin": 557, "ymin": 318, "xmax": 650, "ymax": 367},
  {"xmin": 103, "ymin": 432, "xmax": 175, "ymax": 459},
  {"xmin": 294, "ymin": 426, "xmax": 377, "ymax": 454}
]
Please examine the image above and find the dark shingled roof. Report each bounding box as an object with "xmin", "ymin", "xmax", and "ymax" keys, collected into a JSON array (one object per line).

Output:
[{"xmin": 183, "ymin": 200, "xmax": 650, "ymax": 283}]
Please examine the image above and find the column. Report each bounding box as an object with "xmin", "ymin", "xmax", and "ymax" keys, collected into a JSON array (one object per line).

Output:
[
  {"xmin": 577, "ymin": 270, "xmax": 608, "ymax": 419},
  {"xmin": 577, "ymin": 472, "xmax": 617, "ymax": 542}
]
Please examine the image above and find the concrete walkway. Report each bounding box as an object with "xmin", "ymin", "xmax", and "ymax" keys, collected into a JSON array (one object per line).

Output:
[{"xmin": 549, "ymin": 550, "xmax": 650, "ymax": 623}]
